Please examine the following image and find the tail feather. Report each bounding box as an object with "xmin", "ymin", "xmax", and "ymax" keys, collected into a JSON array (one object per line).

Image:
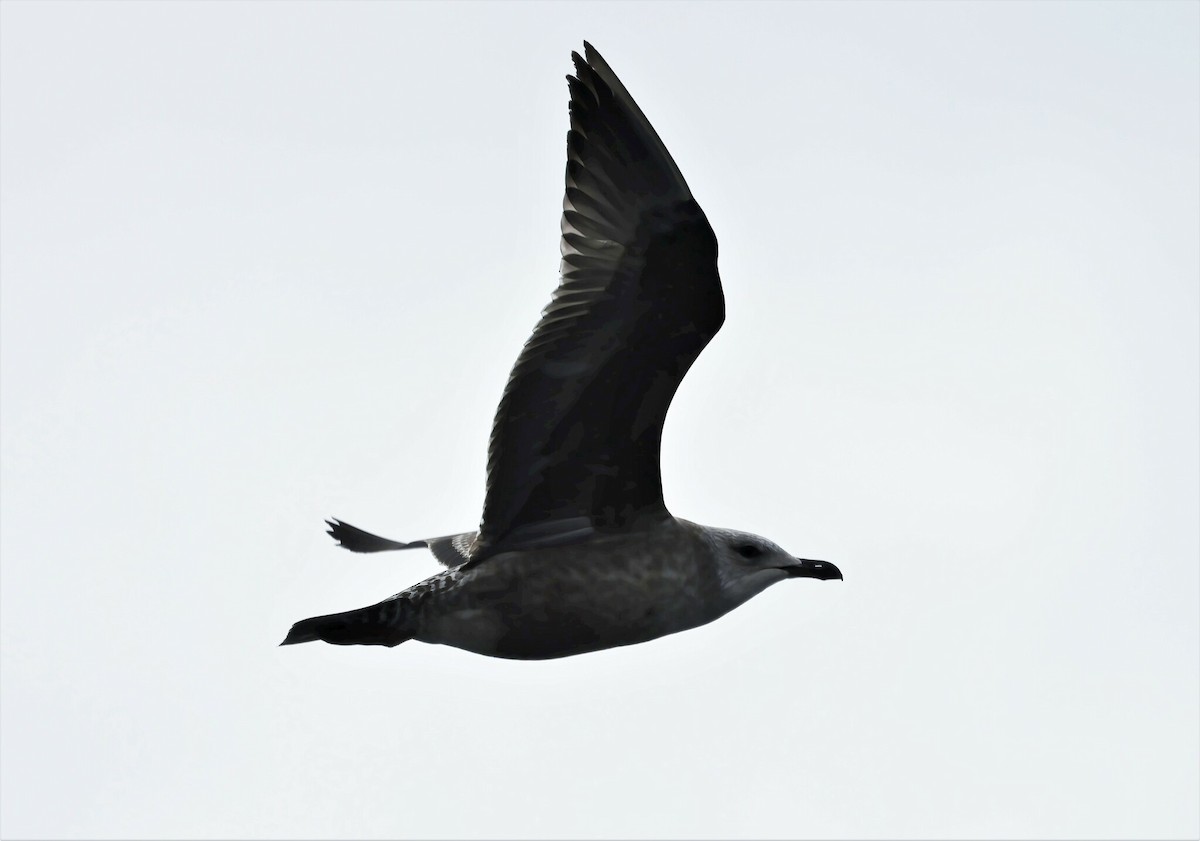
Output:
[
  {"xmin": 281, "ymin": 601, "xmax": 410, "ymax": 648},
  {"xmin": 326, "ymin": 518, "xmax": 426, "ymax": 553}
]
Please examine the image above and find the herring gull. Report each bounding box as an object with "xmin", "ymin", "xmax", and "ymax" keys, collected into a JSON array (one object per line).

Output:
[{"xmin": 282, "ymin": 42, "xmax": 842, "ymax": 660}]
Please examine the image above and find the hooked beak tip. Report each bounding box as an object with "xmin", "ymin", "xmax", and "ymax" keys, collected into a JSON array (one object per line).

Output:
[{"xmin": 788, "ymin": 558, "xmax": 843, "ymax": 581}]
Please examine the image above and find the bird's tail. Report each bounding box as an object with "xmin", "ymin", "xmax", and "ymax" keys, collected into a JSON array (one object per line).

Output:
[
  {"xmin": 325, "ymin": 518, "xmax": 426, "ymax": 553},
  {"xmin": 280, "ymin": 600, "xmax": 411, "ymax": 648}
]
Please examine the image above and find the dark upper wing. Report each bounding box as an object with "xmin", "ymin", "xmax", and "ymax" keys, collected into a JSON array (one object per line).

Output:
[{"xmin": 474, "ymin": 42, "xmax": 724, "ymax": 555}]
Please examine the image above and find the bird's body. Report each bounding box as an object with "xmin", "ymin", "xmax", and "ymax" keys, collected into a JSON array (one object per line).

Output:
[
  {"xmin": 282, "ymin": 43, "xmax": 842, "ymax": 660},
  {"xmin": 414, "ymin": 521, "xmax": 719, "ymax": 659},
  {"xmin": 287, "ymin": 519, "xmax": 830, "ymax": 660}
]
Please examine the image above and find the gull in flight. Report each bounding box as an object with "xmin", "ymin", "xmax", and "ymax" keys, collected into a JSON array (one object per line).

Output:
[{"xmin": 282, "ymin": 42, "xmax": 842, "ymax": 659}]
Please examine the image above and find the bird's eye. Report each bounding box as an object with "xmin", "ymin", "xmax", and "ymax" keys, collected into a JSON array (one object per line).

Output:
[{"xmin": 736, "ymin": 544, "xmax": 762, "ymax": 559}]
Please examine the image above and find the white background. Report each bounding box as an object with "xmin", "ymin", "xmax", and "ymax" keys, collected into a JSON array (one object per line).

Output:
[{"xmin": 2, "ymin": 2, "xmax": 1197, "ymax": 838}]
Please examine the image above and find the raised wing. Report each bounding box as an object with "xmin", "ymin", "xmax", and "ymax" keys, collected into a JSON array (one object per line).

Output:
[{"xmin": 474, "ymin": 43, "xmax": 724, "ymax": 555}]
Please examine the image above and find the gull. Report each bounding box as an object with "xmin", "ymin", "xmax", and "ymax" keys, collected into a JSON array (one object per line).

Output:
[{"xmin": 282, "ymin": 42, "xmax": 842, "ymax": 660}]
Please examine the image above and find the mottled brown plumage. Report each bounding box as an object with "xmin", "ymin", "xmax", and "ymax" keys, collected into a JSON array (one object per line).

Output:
[{"xmin": 283, "ymin": 43, "xmax": 841, "ymax": 660}]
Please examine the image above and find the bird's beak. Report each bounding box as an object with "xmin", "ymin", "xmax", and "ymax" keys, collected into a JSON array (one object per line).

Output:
[{"xmin": 784, "ymin": 558, "xmax": 843, "ymax": 581}]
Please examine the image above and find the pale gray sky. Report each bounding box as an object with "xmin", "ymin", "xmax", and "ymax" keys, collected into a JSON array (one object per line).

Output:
[{"xmin": 2, "ymin": 1, "xmax": 1197, "ymax": 838}]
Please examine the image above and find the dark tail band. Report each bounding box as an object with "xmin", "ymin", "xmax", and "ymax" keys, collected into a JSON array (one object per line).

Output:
[{"xmin": 325, "ymin": 518, "xmax": 426, "ymax": 553}]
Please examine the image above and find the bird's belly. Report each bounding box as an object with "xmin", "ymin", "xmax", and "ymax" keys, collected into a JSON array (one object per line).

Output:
[
  {"xmin": 417, "ymin": 557, "xmax": 712, "ymax": 660},
  {"xmin": 421, "ymin": 609, "xmax": 511, "ymax": 656}
]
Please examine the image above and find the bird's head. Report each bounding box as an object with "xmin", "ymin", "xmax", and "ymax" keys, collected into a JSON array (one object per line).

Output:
[{"xmin": 705, "ymin": 527, "xmax": 842, "ymax": 610}]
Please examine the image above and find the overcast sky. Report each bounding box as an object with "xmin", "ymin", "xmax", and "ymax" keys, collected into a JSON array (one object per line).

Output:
[{"xmin": 2, "ymin": 2, "xmax": 1197, "ymax": 839}]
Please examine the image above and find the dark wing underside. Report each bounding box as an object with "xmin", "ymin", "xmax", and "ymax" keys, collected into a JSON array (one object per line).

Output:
[{"xmin": 475, "ymin": 43, "xmax": 724, "ymax": 555}]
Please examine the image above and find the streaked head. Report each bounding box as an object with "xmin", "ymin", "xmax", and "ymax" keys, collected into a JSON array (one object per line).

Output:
[{"xmin": 704, "ymin": 527, "xmax": 842, "ymax": 609}]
